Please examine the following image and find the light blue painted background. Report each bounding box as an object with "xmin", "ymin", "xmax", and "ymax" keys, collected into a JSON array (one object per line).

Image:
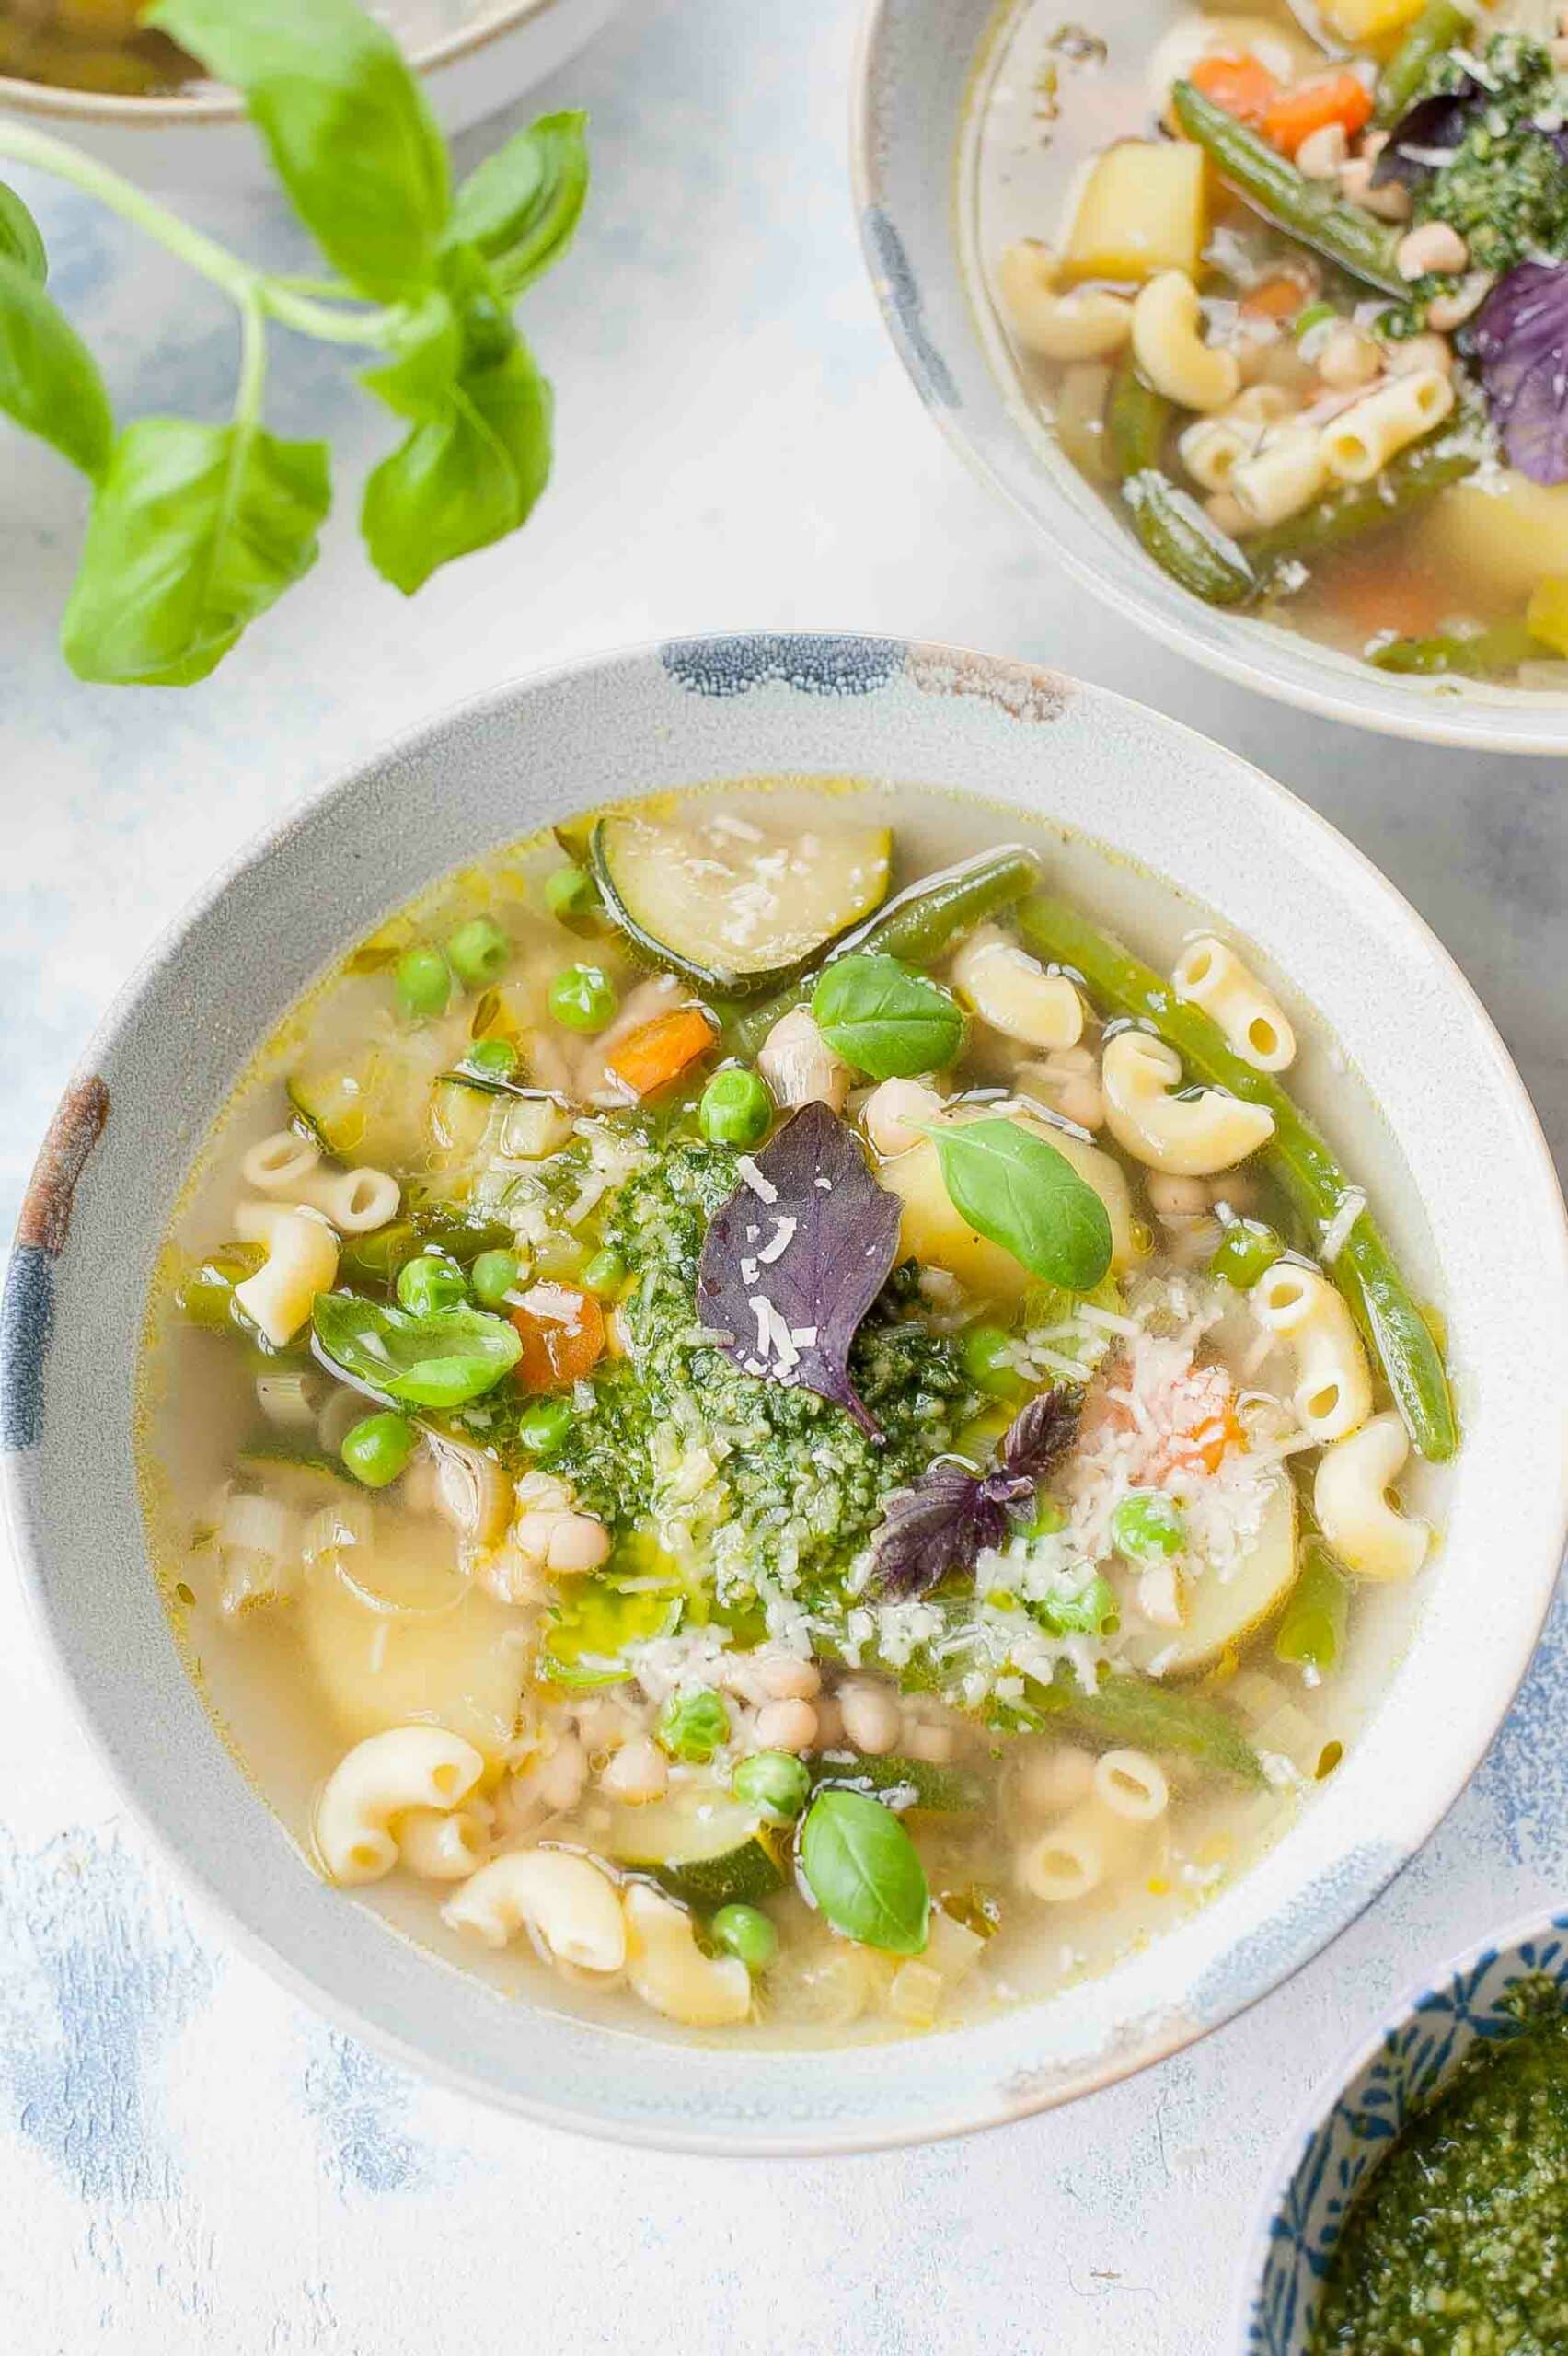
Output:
[{"xmin": 0, "ymin": 2, "xmax": 1562, "ymax": 2349}]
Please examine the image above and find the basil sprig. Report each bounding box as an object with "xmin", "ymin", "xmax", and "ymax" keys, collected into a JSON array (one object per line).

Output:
[
  {"xmin": 927, "ymin": 1118, "xmax": 1113, "ymax": 1291},
  {"xmin": 811, "ymin": 953, "xmax": 964, "ymax": 1080},
  {"xmin": 313, "ymin": 1289, "xmax": 521, "ymax": 1409},
  {"xmin": 798, "ymin": 1789, "xmax": 929, "ymax": 1956},
  {"xmin": 0, "ymin": 0, "xmax": 588, "ymax": 684}
]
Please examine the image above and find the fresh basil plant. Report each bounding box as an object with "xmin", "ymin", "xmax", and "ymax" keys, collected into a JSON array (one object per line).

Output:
[
  {"xmin": 0, "ymin": 0, "xmax": 587, "ymax": 685},
  {"xmin": 811, "ymin": 953, "xmax": 964, "ymax": 1081},
  {"xmin": 312, "ymin": 1288, "xmax": 521, "ymax": 1410},
  {"xmin": 926, "ymin": 1118, "xmax": 1113, "ymax": 1292},
  {"xmin": 798, "ymin": 1787, "xmax": 929, "ymax": 1956}
]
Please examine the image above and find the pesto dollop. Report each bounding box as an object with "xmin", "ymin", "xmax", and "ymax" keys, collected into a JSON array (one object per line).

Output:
[{"xmin": 1312, "ymin": 1981, "xmax": 1568, "ymax": 2354}]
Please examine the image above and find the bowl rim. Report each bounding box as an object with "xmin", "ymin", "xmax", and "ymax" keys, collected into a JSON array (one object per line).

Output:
[
  {"xmin": 1230, "ymin": 1898, "xmax": 1568, "ymax": 2350},
  {"xmin": 3, "ymin": 629, "xmax": 1564, "ymax": 2151},
  {"xmin": 850, "ymin": 0, "xmax": 1568, "ymax": 756},
  {"xmin": 0, "ymin": 0, "xmax": 571, "ymax": 126}
]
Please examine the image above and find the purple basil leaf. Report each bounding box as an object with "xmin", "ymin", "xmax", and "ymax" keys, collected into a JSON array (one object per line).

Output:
[
  {"xmin": 1472, "ymin": 262, "xmax": 1568, "ymax": 486},
  {"xmin": 1371, "ymin": 83, "xmax": 1482, "ymax": 190},
  {"xmin": 695, "ymin": 1100, "xmax": 903, "ymax": 1438},
  {"xmin": 999, "ymin": 1384, "xmax": 1083, "ymax": 1483},
  {"xmin": 871, "ymin": 1385, "xmax": 1083, "ymax": 1598}
]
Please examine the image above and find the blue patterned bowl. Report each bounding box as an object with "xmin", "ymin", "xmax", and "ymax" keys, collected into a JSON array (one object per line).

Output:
[
  {"xmin": 1239, "ymin": 1907, "xmax": 1568, "ymax": 2352},
  {"xmin": 3, "ymin": 634, "xmax": 1564, "ymax": 2149}
]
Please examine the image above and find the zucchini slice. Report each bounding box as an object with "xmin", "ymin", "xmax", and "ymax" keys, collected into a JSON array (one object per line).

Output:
[
  {"xmin": 605, "ymin": 1794, "xmax": 786, "ymax": 1907},
  {"xmin": 1119, "ymin": 1466, "xmax": 1297, "ymax": 1679},
  {"xmin": 810, "ymin": 1753, "xmax": 987, "ymax": 1813},
  {"xmin": 590, "ymin": 810, "xmax": 891, "ymax": 995}
]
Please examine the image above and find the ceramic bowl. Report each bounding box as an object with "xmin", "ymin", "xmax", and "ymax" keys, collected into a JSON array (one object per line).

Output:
[
  {"xmin": 1238, "ymin": 1905, "xmax": 1568, "ymax": 2352},
  {"xmin": 854, "ymin": 0, "xmax": 1568, "ymax": 753},
  {"xmin": 0, "ymin": 0, "xmax": 625, "ymax": 188},
  {"xmin": 3, "ymin": 634, "xmax": 1564, "ymax": 2151}
]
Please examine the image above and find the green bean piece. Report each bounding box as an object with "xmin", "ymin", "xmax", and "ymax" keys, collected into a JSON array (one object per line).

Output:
[
  {"xmin": 1210, "ymin": 1218, "xmax": 1285, "ymax": 1290},
  {"xmin": 1274, "ymin": 1537, "xmax": 1352, "ymax": 1674},
  {"xmin": 1375, "ymin": 0, "xmax": 1471, "ymax": 127},
  {"xmin": 725, "ymin": 847, "xmax": 1040, "ymax": 1057},
  {"xmin": 1369, "ymin": 620, "xmax": 1546, "ymax": 678},
  {"xmin": 1171, "ymin": 81, "xmax": 1406, "ymax": 294},
  {"xmin": 1038, "ymin": 1672, "xmax": 1265, "ymax": 1784},
  {"xmin": 1125, "ymin": 470, "xmax": 1257, "ymax": 607},
  {"xmin": 1248, "ymin": 441, "xmax": 1477, "ymax": 575},
  {"xmin": 1107, "ymin": 354, "xmax": 1172, "ymax": 481},
  {"xmin": 1017, "ymin": 896, "xmax": 1458, "ymax": 1461}
]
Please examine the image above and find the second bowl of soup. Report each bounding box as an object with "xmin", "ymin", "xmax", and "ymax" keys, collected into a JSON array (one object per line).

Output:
[{"xmin": 5, "ymin": 633, "xmax": 1563, "ymax": 2146}]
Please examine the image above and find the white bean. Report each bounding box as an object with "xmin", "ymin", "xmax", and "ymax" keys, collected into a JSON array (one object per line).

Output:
[
  {"xmin": 838, "ymin": 1682, "xmax": 902, "ymax": 1756},
  {"xmin": 600, "ymin": 1738, "xmax": 669, "ymax": 1805},
  {"xmin": 754, "ymin": 1699, "xmax": 818, "ymax": 1753}
]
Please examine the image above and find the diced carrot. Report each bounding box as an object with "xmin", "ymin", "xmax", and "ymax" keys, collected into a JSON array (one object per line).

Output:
[
  {"xmin": 604, "ymin": 1005, "xmax": 717, "ymax": 1098},
  {"xmin": 1241, "ymin": 274, "xmax": 1309, "ymax": 323},
  {"xmin": 510, "ymin": 1282, "xmax": 605, "ymax": 1390},
  {"xmin": 1262, "ymin": 71, "xmax": 1374, "ymax": 157},
  {"xmin": 1188, "ymin": 51, "xmax": 1281, "ymax": 128},
  {"xmin": 1332, "ymin": 556, "xmax": 1450, "ymax": 643}
]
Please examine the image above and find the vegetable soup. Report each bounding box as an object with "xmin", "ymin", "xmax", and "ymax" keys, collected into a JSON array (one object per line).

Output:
[
  {"xmin": 974, "ymin": 1, "xmax": 1568, "ymax": 685},
  {"xmin": 137, "ymin": 784, "xmax": 1453, "ymax": 2042}
]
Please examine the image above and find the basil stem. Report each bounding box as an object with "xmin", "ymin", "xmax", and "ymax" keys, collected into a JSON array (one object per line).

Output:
[
  {"xmin": 724, "ymin": 846, "xmax": 1039, "ymax": 1057},
  {"xmin": 1171, "ymin": 80, "xmax": 1406, "ymax": 294},
  {"xmin": 1017, "ymin": 895, "xmax": 1458, "ymax": 1462}
]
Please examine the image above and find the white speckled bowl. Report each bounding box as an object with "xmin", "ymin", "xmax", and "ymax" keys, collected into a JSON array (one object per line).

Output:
[
  {"xmin": 1237, "ymin": 1905, "xmax": 1568, "ymax": 2353},
  {"xmin": 854, "ymin": 0, "xmax": 1568, "ymax": 752},
  {"xmin": 3, "ymin": 635, "xmax": 1564, "ymax": 2151},
  {"xmin": 0, "ymin": 0, "xmax": 625, "ymax": 187}
]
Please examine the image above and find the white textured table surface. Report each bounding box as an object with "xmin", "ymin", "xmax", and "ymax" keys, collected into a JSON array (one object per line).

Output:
[{"xmin": 1, "ymin": 4, "xmax": 1562, "ymax": 2350}]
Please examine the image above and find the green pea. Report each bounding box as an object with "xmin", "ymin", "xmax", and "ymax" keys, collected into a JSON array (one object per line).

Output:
[
  {"xmin": 467, "ymin": 1036, "xmax": 519, "ymax": 1080},
  {"xmin": 545, "ymin": 864, "xmax": 600, "ymax": 920},
  {"xmin": 470, "ymin": 1247, "xmax": 523, "ymax": 1308},
  {"xmin": 656, "ymin": 1687, "xmax": 730, "ymax": 1764},
  {"xmin": 1111, "ymin": 1489, "xmax": 1186, "ymax": 1561},
  {"xmin": 340, "ymin": 1411, "xmax": 415, "ymax": 1488},
  {"xmin": 548, "ymin": 963, "xmax": 617, "ymax": 1034},
  {"xmin": 1210, "ymin": 1218, "xmax": 1284, "ymax": 1290},
  {"xmin": 960, "ymin": 1323, "xmax": 1026, "ymax": 1401},
  {"xmin": 517, "ymin": 1396, "xmax": 572, "ymax": 1455},
  {"xmin": 709, "ymin": 1903, "xmax": 778, "ymax": 1972},
  {"xmin": 446, "ymin": 917, "xmax": 510, "ymax": 988},
  {"xmin": 698, "ymin": 1066, "xmax": 772, "ymax": 1149},
  {"xmin": 396, "ymin": 944, "xmax": 452, "ymax": 1020},
  {"xmin": 582, "ymin": 1246, "xmax": 625, "ymax": 1296},
  {"xmin": 396, "ymin": 1254, "xmax": 467, "ymax": 1317},
  {"xmin": 731, "ymin": 1749, "xmax": 810, "ymax": 1825}
]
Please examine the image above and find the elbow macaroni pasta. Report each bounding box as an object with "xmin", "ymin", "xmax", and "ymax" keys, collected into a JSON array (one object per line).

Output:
[
  {"xmin": 398, "ymin": 1806, "xmax": 490, "ymax": 1881},
  {"xmin": 232, "ymin": 1200, "xmax": 340, "ymax": 1346},
  {"xmin": 950, "ymin": 926, "xmax": 1084, "ymax": 1051},
  {"xmin": 1130, "ymin": 271, "xmax": 1240, "ymax": 414},
  {"xmin": 623, "ymin": 1883, "xmax": 752, "ymax": 2027},
  {"xmin": 1315, "ymin": 1411, "xmax": 1431, "ymax": 1580},
  {"xmin": 1251, "ymin": 1262, "xmax": 1373, "ymax": 1444},
  {"xmin": 315, "ymin": 1726, "xmax": 485, "ymax": 1885},
  {"xmin": 442, "ymin": 1847, "xmax": 628, "ymax": 1970},
  {"xmin": 1171, "ymin": 937, "xmax": 1296, "ymax": 1071},
  {"xmin": 1320, "ymin": 370, "xmax": 1455, "ymax": 486},
  {"xmin": 240, "ymin": 1130, "xmax": 401, "ymax": 1234},
  {"xmin": 1101, "ymin": 1029, "xmax": 1275, "ymax": 1175},
  {"xmin": 1228, "ymin": 424, "xmax": 1330, "ymax": 532},
  {"xmin": 997, "ymin": 241, "xmax": 1134, "ymax": 363}
]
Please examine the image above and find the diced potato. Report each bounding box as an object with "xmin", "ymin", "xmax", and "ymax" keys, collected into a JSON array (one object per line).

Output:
[
  {"xmin": 882, "ymin": 1109, "xmax": 1141, "ymax": 1303},
  {"xmin": 1415, "ymin": 473, "xmax": 1568, "ymax": 607},
  {"xmin": 303, "ymin": 1533, "xmax": 527, "ymax": 1764},
  {"xmin": 1062, "ymin": 142, "xmax": 1207, "ymax": 288},
  {"xmin": 1319, "ymin": 0, "xmax": 1423, "ymax": 42}
]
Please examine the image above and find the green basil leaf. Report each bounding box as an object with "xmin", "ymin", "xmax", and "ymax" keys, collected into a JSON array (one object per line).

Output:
[
  {"xmin": 360, "ymin": 283, "xmax": 462, "ymax": 421},
  {"xmin": 0, "ymin": 183, "xmax": 47, "ymax": 284},
  {"xmin": 0, "ymin": 251, "xmax": 113, "ymax": 480},
  {"xmin": 363, "ymin": 317, "xmax": 551, "ymax": 595},
  {"xmin": 148, "ymin": 0, "xmax": 449, "ymax": 301},
  {"xmin": 927, "ymin": 1117, "xmax": 1113, "ymax": 1292},
  {"xmin": 812, "ymin": 953, "xmax": 964, "ymax": 1080},
  {"xmin": 450, "ymin": 110, "xmax": 590, "ymax": 297},
  {"xmin": 312, "ymin": 1289, "xmax": 521, "ymax": 1409},
  {"xmin": 61, "ymin": 419, "xmax": 329, "ymax": 686},
  {"xmin": 800, "ymin": 1789, "xmax": 929, "ymax": 1955}
]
